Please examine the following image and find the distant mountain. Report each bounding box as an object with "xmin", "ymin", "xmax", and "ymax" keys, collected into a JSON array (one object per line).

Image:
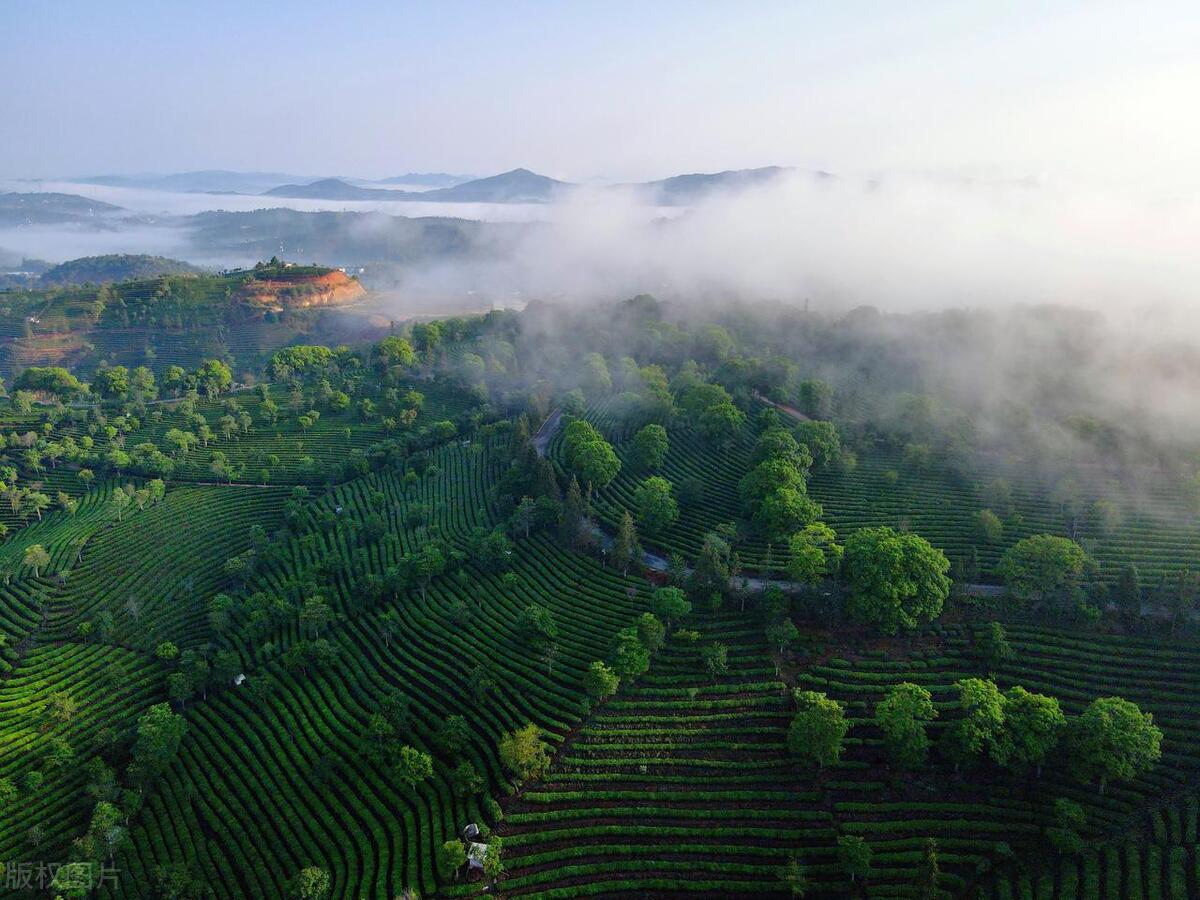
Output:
[
  {"xmin": 73, "ymin": 171, "xmax": 319, "ymax": 194},
  {"xmin": 419, "ymin": 168, "xmax": 568, "ymax": 203},
  {"xmin": 262, "ymin": 178, "xmax": 403, "ymax": 201},
  {"xmin": 186, "ymin": 207, "xmax": 525, "ymax": 267},
  {"xmin": 265, "ymin": 169, "xmax": 571, "ymax": 204},
  {"xmin": 261, "ymin": 166, "xmax": 813, "ymax": 206},
  {"xmin": 638, "ymin": 166, "xmax": 794, "ymax": 204},
  {"xmin": 0, "ymin": 192, "xmax": 124, "ymax": 226},
  {"xmin": 373, "ymin": 173, "xmax": 475, "ymax": 188},
  {"xmin": 39, "ymin": 254, "xmax": 205, "ymax": 286}
]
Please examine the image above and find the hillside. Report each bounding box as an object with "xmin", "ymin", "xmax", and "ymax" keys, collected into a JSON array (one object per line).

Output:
[
  {"xmin": 0, "ymin": 298, "xmax": 1194, "ymax": 900},
  {"xmin": 185, "ymin": 208, "xmax": 512, "ymax": 266},
  {"xmin": 0, "ymin": 261, "xmax": 369, "ymax": 377},
  {"xmin": 265, "ymin": 168, "xmax": 569, "ymax": 204},
  {"xmin": 262, "ymin": 178, "xmax": 405, "ymax": 201},
  {"xmin": 39, "ymin": 254, "xmax": 205, "ymax": 286},
  {"xmin": 237, "ymin": 267, "xmax": 366, "ymax": 311},
  {"xmin": 0, "ymin": 191, "xmax": 124, "ymax": 226}
]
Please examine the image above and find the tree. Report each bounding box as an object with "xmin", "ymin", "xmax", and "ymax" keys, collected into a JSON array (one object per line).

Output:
[
  {"xmin": 437, "ymin": 839, "xmax": 467, "ymax": 880},
  {"xmin": 635, "ymin": 612, "xmax": 665, "ymax": 653},
  {"xmin": 583, "ymin": 660, "xmax": 620, "ymax": 700},
  {"xmin": 373, "ymin": 335, "xmax": 416, "ymax": 370},
  {"xmin": 291, "ymin": 866, "xmax": 331, "ymax": 900},
  {"xmin": 795, "ymin": 420, "xmax": 841, "ymax": 468},
  {"xmin": 411, "ymin": 543, "xmax": 446, "ymax": 602},
  {"xmin": 843, "ymin": 527, "xmax": 950, "ymax": 634},
  {"xmin": 701, "ymin": 642, "xmax": 729, "ymax": 680},
  {"xmin": 378, "ymin": 609, "xmax": 401, "ymax": 648},
  {"xmin": 631, "ymin": 423, "xmax": 669, "ymax": 470},
  {"xmin": 1114, "ymin": 562, "xmax": 1142, "ymax": 623},
  {"xmin": 572, "ymin": 438, "xmax": 621, "ymax": 489},
  {"xmin": 837, "ymin": 834, "xmax": 873, "ymax": 883},
  {"xmin": 797, "ymin": 379, "xmax": 833, "ymax": 418},
  {"xmin": 758, "ymin": 487, "xmax": 823, "ymax": 541},
  {"xmin": 766, "ymin": 617, "xmax": 799, "ymax": 654},
  {"xmin": 977, "ymin": 621, "xmax": 1014, "ymax": 674},
  {"xmin": 394, "ymin": 745, "xmax": 434, "ymax": 791},
  {"xmin": 451, "ymin": 760, "xmax": 483, "ymax": 797},
  {"xmin": 778, "ymin": 855, "xmax": 809, "ymax": 897},
  {"xmin": 689, "ymin": 531, "xmax": 733, "ymax": 599},
  {"xmin": 697, "ymin": 400, "xmax": 745, "ymax": 446},
  {"xmin": 483, "ymin": 836, "xmax": 505, "ymax": 882},
  {"xmin": 580, "ymin": 351, "xmax": 612, "ymax": 397},
  {"xmin": 22, "ymin": 543, "xmax": 50, "ymax": 578},
  {"xmin": 434, "ymin": 715, "xmax": 471, "ymax": 757},
  {"xmin": 917, "ymin": 838, "xmax": 940, "ymax": 900},
  {"xmin": 299, "ymin": 596, "xmax": 334, "ymax": 637},
  {"xmin": 787, "ymin": 523, "xmax": 844, "ymax": 585},
  {"xmin": 993, "ymin": 686, "xmax": 1065, "ymax": 775},
  {"xmin": 740, "ymin": 458, "xmax": 807, "ymax": 518},
  {"xmin": 787, "ymin": 690, "xmax": 849, "ymax": 768},
  {"xmin": 1047, "ymin": 798, "xmax": 1086, "ymax": 855},
  {"xmin": 131, "ymin": 703, "xmax": 187, "ymax": 783},
  {"xmin": 875, "ymin": 682, "xmax": 937, "ymax": 768},
  {"xmin": 610, "ymin": 626, "xmax": 651, "ymax": 679},
  {"xmin": 611, "ymin": 509, "xmax": 641, "ymax": 575},
  {"xmin": 167, "ymin": 671, "xmax": 194, "ymax": 709},
  {"xmin": 999, "ymin": 534, "xmax": 1090, "ymax": 609},
  {"xmin": 972, "ymin": 508, "xmax": 1004, "ymax": 545},
  {"xmin": 1069, "ymin": 696, "xmax": 1163, "ymax": 793},
  {"xmin": 517, "ymin": 603, "xmax": 558, "ymax": 651},
  {"xmin": 509, "ymin": 496, "xmax": 537, "ymax": 539},
  {"xmin": 194, "ymin": 359, "xmax": 232, "ymax": 399},
  {"xmin": 92, "ymin": 365, "xmax": 130, "ymax": 400},
  {"xmin": 499, "ymin": 723, "xmax": 552, "ymax": 782},
  {"xmin": 635, "ymin": 475, "xmax": 678, "ymax": 535},
  {"xmin": 941, "ymin": 678, "xmax": 1005, "ymax": 768},
  {"xmin": 652, "ymin": 586, "xmax": 691, "ymax": 627}
]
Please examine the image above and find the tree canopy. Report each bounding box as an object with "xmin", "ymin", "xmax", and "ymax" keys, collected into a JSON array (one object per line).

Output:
[{"xmin": 842, "ymin": 527, "xmax": 950, "ymax": 634}]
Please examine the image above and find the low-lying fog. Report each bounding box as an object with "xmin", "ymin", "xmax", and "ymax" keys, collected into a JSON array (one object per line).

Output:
[{"xmin": 3, "ymin": 170, "xmax": 1197, "ymax": 337}]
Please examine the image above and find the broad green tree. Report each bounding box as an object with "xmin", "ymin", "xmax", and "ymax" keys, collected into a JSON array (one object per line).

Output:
[
  {"xmin": 292, "ymin": 866, "xmax": 331, "ymax": 900},
  {"xmin": 941, "ymin": 678, "xmax": 1005, "ymax": 768},
  {"xmin": 631, "ymin": 423, "xmax": 669, "ymax": 470},
  {"xmin": 993, "ymin": 686, "xmax": 1065, "ymax": 775},
  {"xmin": 837, "ymin": 834, "xmax": 873, "ymax": 883},
  {"xmin": 787, "ymin": 523, "xmax": 843, "ymax": 585},
  {"xmin": 394, "ymin": 746, "xmax": 434, "ymax": 791},
  {"xmin": 701, "ymin": 642, "xmax": 729, "ymax": 680},
  {"xmin": 999, "ymin": 534, "xmax": 1090, "ymax": 609},
  {"xmin": 1069, "ymin": 696, "xmax": 1162, "ymax": 793},
  {"xmin": 875, "ymin": 682, "xmax": 937, "ymax": 768},
  {"xmin": 652, "ymin": 587, "xmax": 691, "ymax": 626},
  {"xmin": 131, "ymin": 703, "xmax": 187, "ymax": 783},
  {"xmin": 977, "ymin": 621, "xmax": 1014, "ymax": 673},
  {"xmin": 583, "ymin": 661, "xmax": 620, "ymax": 700},
  {"xmin": 635, "ymin": 476, "xmax": 678, "ymax": 535},
  {"xmin": 787, "ymin": 690, "xmax": 849, "ymax": 768},
  {"xmin": 22, "ymin": 544, "xmax": 50, "ymax": 578},
  {"xmin": 610, "ymin": 626, "xmax": 651, "ymax": 678},
  {"xmin": 843, "ymin": 527, "xmax": 950, "ymax": 634},
  {"xmin": 437, "ymin": 839, "xmax": 467, "ymax": 880},
  {"xmin": 499, "ymin": 723, "xmax": 552, "ymax": 782}
]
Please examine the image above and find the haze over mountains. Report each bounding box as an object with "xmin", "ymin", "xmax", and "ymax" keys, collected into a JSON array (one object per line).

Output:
[
  {"xmin": 68, "ymin": 170, "xmax": 476, "ymax": 195},
  {"xmin": 53, "ymin": 165, "xmax": 815, "ymax": 206},
  {"xmin": 263, "ymin": 165, "xmax": 811, "ymax": 205}
]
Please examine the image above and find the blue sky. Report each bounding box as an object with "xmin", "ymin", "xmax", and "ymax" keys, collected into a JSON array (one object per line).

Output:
[{"xmin": 4, "ymin": 1, "xmax": 1199, "ymax": 187}]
